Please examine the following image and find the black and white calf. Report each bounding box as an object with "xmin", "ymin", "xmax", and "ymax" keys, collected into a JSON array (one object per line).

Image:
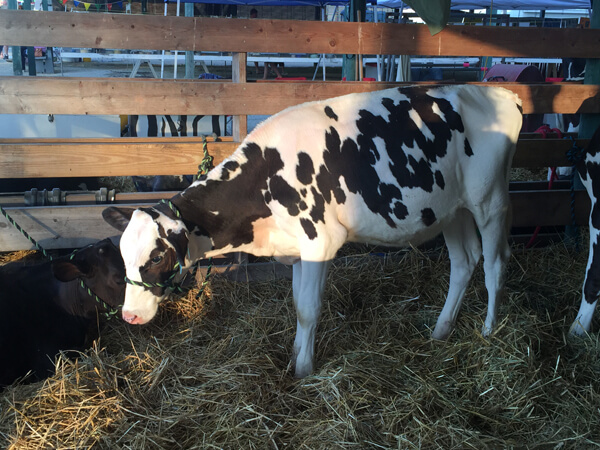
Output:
[
  {"xmin": 572, "ymin": 124, "xmax": 600, "ymax": 335},
  {"xmin": 104, "ymin": 85, "xmax": 523, "ymax": 377},
  {"xmin": 0, "ymin": 239, "xmax": 125, "ymax": 387}
]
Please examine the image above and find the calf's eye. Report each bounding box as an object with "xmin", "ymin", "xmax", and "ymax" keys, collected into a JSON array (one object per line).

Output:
[{"xmin": 151, "ymin": 255, "xmax": 163, "ymax": 264}]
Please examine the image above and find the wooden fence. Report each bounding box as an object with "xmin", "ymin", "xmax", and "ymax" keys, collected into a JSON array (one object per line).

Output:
[{"xmin": 0, "ymin": 10, "xmax": 599, "ymax": 251}]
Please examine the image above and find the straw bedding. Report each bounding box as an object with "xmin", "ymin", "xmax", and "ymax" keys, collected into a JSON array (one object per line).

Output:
[{"xmin": 1, "ymin": 240, "xmax": 599, "ymax": 449}]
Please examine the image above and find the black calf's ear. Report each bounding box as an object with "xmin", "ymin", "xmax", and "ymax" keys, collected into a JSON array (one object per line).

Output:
[
  {"xmin": 103, "ymin": 207, "xmax": 135, "ymax": 232},
  {"xmin": 52, "ymin": 259, "xmax": 91, "ymax": 282},
  {"xmin": 167, "ymin": 230, "xmax": 189, "ymax": 268}
]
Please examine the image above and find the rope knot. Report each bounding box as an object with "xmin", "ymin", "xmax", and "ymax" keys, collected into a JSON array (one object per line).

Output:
[
  {"xmin": 566, "ymin": 136, "xmax": 586, "ymax": 166},
  {"xmin": 197, "ymin": 135, "xmax": 215, "ymax": 180}
]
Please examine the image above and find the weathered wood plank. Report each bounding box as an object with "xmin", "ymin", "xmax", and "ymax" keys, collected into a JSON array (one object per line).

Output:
[
  {"xmin": 0, "ymin": 136, "xmax": 590, "ymax": 179},
  {"xmin": 0, "ymin": 205, "xmax": 122, "ymax": 250},
  {"xmin": 1, "ymin": 78, "xmax": 599, "ymax": 116},
  {"xmin": 1, "ymin": 11, "xmax": 600, "ymax": 58},
  {"xmin": 0, "ymin": 190, "xmax": 590, "ymax": 251},
  {"xmin": 0, "ymin": 139, "xmax": 238, "ymax": 178}
]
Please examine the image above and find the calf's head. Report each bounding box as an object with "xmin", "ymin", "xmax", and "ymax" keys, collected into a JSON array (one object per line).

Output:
[
  {"xmin": 52, "ymin": 238, "xmax": 126, "ymax": 319},
  {"xmin": 102, "ymin": 206, "xmax": 193, "ymax": 325}
]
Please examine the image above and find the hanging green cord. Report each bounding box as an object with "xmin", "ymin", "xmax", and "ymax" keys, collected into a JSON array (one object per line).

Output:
[
  {"xmin": 0, "ymin": 205, "xmax": 51, "ymax": 260},
  {"xmin": 197, "ymin": 135, "xmax": 214, "ymax": 180},
  {"xmin": 195, "ymin": 134, "xmax": 214, "ymax": 301}
]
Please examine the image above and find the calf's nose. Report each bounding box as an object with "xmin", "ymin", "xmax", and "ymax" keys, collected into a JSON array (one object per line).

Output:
[{"xmin": 122, "ymin": 311, "xmax": 143, "ymax": 324}]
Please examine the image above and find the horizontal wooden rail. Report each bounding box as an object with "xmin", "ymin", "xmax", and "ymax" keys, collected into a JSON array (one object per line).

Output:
[
  {"xmin": 1, "ymin": 79, "xmax": 598, "ymax": 116},
  {"xmin": 512, "ymin": 138, "xmax": 589, "ymax": 168},
  {"xmin": 510, "ymin": 189, "xmax": 590, "ymax": 228},
  {"xmin": 0, "ymin": 188, "xmax": 589, "ymax": 251},
  {"xmin": 0, "ymin": 136, "xmax": 590, "ymax": 179},
  {"xmin": 0, "ymin": 138, "xmax": 237, "ymax": 178},
  {"xmin": 1, "ymin": 11, "xmax": 600, "ymax": 58}
]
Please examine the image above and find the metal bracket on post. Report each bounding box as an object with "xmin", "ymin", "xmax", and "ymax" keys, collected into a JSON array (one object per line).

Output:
[
  {"xmin": 24, "ymin": 188, "xmax": 66, "ymax": 206},
  {"xmin": 95, "ymin": 187, "xmax": 116, "ymax": 204}
]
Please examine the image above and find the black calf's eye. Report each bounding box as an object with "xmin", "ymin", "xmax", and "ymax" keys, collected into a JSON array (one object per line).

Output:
[{"xmin": 151, "ymin": 255, "xmax": 163, "ymax": 264}]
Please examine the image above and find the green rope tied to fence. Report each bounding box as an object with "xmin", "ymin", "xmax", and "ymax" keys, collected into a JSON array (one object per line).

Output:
[
  {"xmin": 193, "ymin": 134, "xmax": 214, "ymax": 300},
  {"xmin": 196, "ymin": 135, "xmax": 215, "ymax": 180},
  {"xmin": 0, "ymin": 205, "xmax": 51, "ymax": 260}
]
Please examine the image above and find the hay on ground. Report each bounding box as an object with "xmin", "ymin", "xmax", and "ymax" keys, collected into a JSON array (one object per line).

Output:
[{"xmin": 1, "ymin": 238, "xmax": 599, "ymax": 449}]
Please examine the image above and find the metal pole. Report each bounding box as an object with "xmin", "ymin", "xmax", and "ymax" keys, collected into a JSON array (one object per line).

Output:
[
  {"xmin": 185, "ymin": 2, "xmax": 194, "ymax": 79},
  {"xmin": 161, "ymin": 0, "xmax": 167, "ymax": 78},
  {"xmin": 174, "ymin": 0, "xmax": 181, "ymax": 79},
  {"xmin": 579, "ymin": 0, "xmax": 600, "ymax": 138}
]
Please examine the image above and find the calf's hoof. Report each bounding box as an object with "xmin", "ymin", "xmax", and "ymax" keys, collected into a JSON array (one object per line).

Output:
[{"xmin": 431, "ymin": 322, "xmax": 453, "ymax": 340}]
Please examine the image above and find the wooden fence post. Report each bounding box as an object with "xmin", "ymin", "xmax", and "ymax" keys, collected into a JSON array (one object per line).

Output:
[
  {"xmin": 21, "ymin": 0, "xmax": 36, "ymax": 76},
  {"xmin": 7, "ymin": 0, "xmax": 22, "ymax": 76},
  {"xmin": 232, "ymin": 52, "xmax": 248, "ymax": 142},
  {"xmin": 579, "ymin": 0, "xmax": 600, "ymax": 139}
]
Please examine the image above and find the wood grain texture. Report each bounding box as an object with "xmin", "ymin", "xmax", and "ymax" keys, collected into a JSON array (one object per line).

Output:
[
  {"xmin": 0, "ymin": 136, "xmax": 589, "ymax": 178},
  {"xmin": 1, "ymin": 11, "xmax": 600, "ymax": 57},
  {"xmin": 1, "ymin": 78, "xmax": 599, "ymax": 115},
  {"xmin": 0, "ymin": 140, "xmax": 238, "ymax": 178}
]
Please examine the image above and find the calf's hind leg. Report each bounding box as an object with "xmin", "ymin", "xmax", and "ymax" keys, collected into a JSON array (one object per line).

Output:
[
  {"xmin": 433, "ymin": 209, "xmax": 482, "ymax": 340},
  {"xmin": 472, "ymin": 197, "xmax": 512, "ymax": 337}
]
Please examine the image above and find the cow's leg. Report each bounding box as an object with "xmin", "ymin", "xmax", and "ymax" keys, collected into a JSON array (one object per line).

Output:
[
  {"xmin": 433, "ymin": 209, "xmax": 482, "ymax": 340},
  {"xmin": 472, "ymin": 196, "xmax": 512, "ymax": 337},
  {"xmin": 292, "ymin": 259, "xmax": 331, "ymax": 378},
  {"xmin": 292, "ymin": 260, "xmax": 304, "ymax": 361},
  {"xmin": 571, "ymin": 217, "xmax": 600, "ymax": 335}
]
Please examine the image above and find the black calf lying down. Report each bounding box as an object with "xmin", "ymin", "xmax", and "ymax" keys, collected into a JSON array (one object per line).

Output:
[{"xmin": 0, "ymin": 239, "xmax": 125, "ymax": 387}]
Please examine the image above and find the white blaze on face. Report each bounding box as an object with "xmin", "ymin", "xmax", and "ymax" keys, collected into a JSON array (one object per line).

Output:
[{"xmin": 119, "ymin": 209, "xmax": 167, "ymax": 324}]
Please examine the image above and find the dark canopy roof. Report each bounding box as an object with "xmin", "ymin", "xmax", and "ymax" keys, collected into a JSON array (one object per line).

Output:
[{"xmin": 167, "ymin": 0, "xmax": 590, "ymax": 8}]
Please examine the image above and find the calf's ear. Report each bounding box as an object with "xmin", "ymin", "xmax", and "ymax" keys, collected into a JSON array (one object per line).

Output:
[
  {"xmin": 103, "ymin": 207, "xmax": 135, "ymax": 232},
  {"xmin": 52, "ymin": 259, "xmax": 91, "ymax": 282},
  {"xmin": 167, "ymin": 230, "xmax": 189, "ymax": 269}
]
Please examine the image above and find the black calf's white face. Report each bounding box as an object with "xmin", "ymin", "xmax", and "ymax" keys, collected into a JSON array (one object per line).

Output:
[{"xmin": 103, "ymin": 206, "xmax": 192, "ymax": 324}]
